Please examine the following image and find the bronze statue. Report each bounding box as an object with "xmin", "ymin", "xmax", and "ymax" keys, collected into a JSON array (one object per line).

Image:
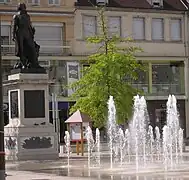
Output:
[{"xmin": 12, "ymin": 3, "xmax": 41, "ymax": 69}]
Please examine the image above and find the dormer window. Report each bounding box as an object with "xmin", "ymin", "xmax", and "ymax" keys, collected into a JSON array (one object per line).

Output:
[
  {"xmin": 152, "ymin": 0, "xmax": 163, "ymax": 8},
  {"xmin": 96, "ymin": 0, "xmax": 108, "ymax": 6}
]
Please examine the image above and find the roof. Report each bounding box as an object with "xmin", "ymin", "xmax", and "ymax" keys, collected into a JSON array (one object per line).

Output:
[
  {"xmin": 164, "ymin": 0, "xmax": 188, "ymax": 10},
  {"xmin": 75, "ymin": 0, "xmax": 188, "ymax": 11},
  {"xmin": 65, "ymin": 110, "xmax": 92, "ymax": 123},
  {"xmin": 115, "ymin": 0, "xmax": 151, "ymax": 9}
]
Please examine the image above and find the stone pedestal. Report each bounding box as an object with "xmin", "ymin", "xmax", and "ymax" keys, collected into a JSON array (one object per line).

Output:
[{"xmin": 4, "ymin": 72, "xmax": 59, "ymax": 161}]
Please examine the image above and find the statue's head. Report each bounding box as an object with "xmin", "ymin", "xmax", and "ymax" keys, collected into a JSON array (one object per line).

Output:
[{"xmin": 17, "ymin": 3, "xmax": 26, "ymax": 11}]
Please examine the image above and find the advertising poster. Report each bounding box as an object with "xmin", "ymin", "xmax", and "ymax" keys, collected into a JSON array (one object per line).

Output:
[{"xmin": 70, "ymin": 122, "xmax": 89, "ymax": 141}]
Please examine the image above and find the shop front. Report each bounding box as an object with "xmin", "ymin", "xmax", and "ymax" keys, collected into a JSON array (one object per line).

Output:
[{"xmin": 147, "ymin": 100, "xmax": 186, "ymax": 137}]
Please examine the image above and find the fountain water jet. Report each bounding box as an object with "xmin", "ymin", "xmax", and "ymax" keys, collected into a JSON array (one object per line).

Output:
[
  {"xmin": 155, "ymin": 126, "xmax": 161, "ymax": 161},
  {"xmin": 166, "ymin": 95, "xmax": 181, "ymax": 168},
  {"xmin": 129, "ymin": 95, "xmax": 149, "ymax": 169},
  {"xmin": 64, "ymin": 131, "xmax": 71, "ymax": 167},
  {"xmin": 148, "ymin": 125, "xmax": 154, "ymax": 163},
  {"xmin": 85, "ymin": 94, "xmax": 184, "ymax": 171},
  {"xmin": 107, "ymin": 96, "xmax": 117, "ymax": 169},
  {"xmin": 118, "ymin": 128, "xmax": 125, "ymax": 166},
  {"xmin": 86, "ymin": 126, "xmax": 94, "ymax": 168},
  {"xmin": 178, "ymin": 128, "xmax": 184, "ymax": 162},
  {"xmin": 125, "ymin": 129, "xmax": 131, "ymax": 162},
  {"xmin": 163, "ymin": 125, "xmax": 169, "ymax": 170},
  {"xmin": 95, "ymin": 128, "xmax": 101, "ymax": 166}
]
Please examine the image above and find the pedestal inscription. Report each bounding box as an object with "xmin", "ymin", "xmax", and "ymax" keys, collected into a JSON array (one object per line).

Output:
[
  {"xmin": 10, "ymin": 91, "xmax": 19, "ymax": 118},
  {"xmin": 24, "ymin": 90, "xmax": 45, "ymax": 118}
]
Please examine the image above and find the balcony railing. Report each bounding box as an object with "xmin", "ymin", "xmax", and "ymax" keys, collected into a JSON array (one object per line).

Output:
[
  {"xmin": 50, "ymin": 83, "xmax": 185, "ymax": 97},
  {"xmin": 1, "ymin": 40, "xmax": 72, "ymax": 56},
  {"xmin": 132, "ymin": 83, "xmax": 184, "ymax": 95},
  {"xmin": 132, "ymin": 84, "xmax": 149, "ymax": 93},
  {"xmin": 151, "ymin": 84, "xmax": 184, "ymax": 95},
  {"xmin": 49, "ymin": 84, "xmax": 67, "ymax": 97}
]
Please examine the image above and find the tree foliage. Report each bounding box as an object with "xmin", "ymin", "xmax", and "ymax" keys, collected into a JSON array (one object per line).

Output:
[{"xmin": 69, "ymin": 7, "xmax": 145, "ymax": 128}]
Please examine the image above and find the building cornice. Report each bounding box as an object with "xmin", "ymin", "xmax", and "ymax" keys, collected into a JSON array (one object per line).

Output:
[
  {"xmin": 75, "ymin": 6, "xmax": 186, "ymax": 14},
  {"xmin": 0, "ymin": 9, "xmax": 75, "ymax": 17}
]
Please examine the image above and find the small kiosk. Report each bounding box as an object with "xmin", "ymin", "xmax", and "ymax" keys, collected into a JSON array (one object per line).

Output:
[{"xmin": 65, "ymin": 110, "xmax": 91, "ymax": 156}]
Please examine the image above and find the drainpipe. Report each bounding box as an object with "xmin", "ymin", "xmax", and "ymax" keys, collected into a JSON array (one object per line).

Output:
[{"xmin": 184, "ymin": 10, "xmax": 189, "ymax": 138}]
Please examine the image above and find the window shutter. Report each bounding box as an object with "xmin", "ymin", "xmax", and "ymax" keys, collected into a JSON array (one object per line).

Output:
[
  {"xmin": 48, "ymin": 0, "xmax": 53, "ymax": 4},
  {"xmin": 108, "ymin": 17, "xmax": 121, "ymax": 36},
  {"xmin": 34, "ymin": 0, "xmax": 40, "ymax": 4},
  {"xmin": 54, "ymin": 0, "xmax": 59, "ymax": 4},
  {"xmin": 170, "ymin": 19, "xmax": 181, "ymax": 41},
  {"xmin": 34, "ymin": 25, "xmax": 63, "ymax": 53},
  {"xmin": 83, "ymin": 16, "xmax": 96, "ymax": 38},
  {"xmin": 1, "ymin": 25, "xmax": 10, "ymax": 37},
  {"xmin": 133, "ymin": 17, "xmax": 145, "ymax": 40},
  {"xmin": 28, "ymin": 0, "xmax": 40, "ymax": 5},
  {"xmin": 152, "ymin": 18, "xmax": 164, "ymax": 40}
]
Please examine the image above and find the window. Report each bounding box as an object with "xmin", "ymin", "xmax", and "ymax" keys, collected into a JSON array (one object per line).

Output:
[
  {"xmin": 152, "ymin": 18, "xmax": 164, "ymax": 40},
  {"xmin": 170, "ymin": 19, "xmax": 181, "ymax": 41},
  {"xmin": 96, "ymin": 0, "xmax": 108, "ymax": 3},
  {"xmin": 83, "ymin": 15, "xmax": 96, "ymax": 38},
  {"xmin": 133, "ymin": 17, "xmax": 145, "ymax": 40},
  {"xmin": 82, "ymin": 64, "xmax": 90, "ymax": 76},
  {"xmin": 67, "ymin": 62, "xmax": 80, "ymax": 96},
  {"xmin": 34, "ymin": 25, "xmax": 63, "ymax": 54},
  {"xmin": 108, "ymin": 17, "xmax": 121, "ymax": 36},
  {"xmin": 28, "ymin": 0, "xmax": 40, "ymax": 5},
  {"xmin": 1, "ymin": 25, "xmax": 10, "ymax": 54},
  {"xmin": 48, "ymin": 0, "xmax": 59, "ymax": 5},
  {"xmin": 152, "ymin": 62, "xmax": 184, "ymax": 95},
  {"xmin": 0, "ymin": 0, "xmax": 10, "ymax": 3}
]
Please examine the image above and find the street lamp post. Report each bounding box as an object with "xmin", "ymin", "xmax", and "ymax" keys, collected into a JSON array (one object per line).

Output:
[{"xmin": 0, "ymin": 16, "xmax": 6, "ymax": 180}]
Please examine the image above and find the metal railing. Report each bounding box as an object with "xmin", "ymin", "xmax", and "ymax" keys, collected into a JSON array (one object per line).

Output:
[
  {"xmin": 1, "ymin": 40, "xmax": 72, "ymax": 56},
  {"xmin": 3, "ymin": 83, "xmax": 185, "ymax": 99},
  {"xmin": 132, "ymin": 83, "xmax": 184, "ymax": 95},
  {"xmin": 49, "ymin": 84, "xmax": 67, "ymax": 97},
  {"xmin": 151, "ymin": 84, "xmax": 184, "ymax": 95},
  {"xmin": 132, "ymin": 84, "xmax": 149, "ymax": 93}
]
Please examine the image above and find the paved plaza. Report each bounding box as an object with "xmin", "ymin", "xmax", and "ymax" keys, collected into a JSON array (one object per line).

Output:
[
  {"xmin": 4, "ymin": 152, "xmax": 189, "ymax": 180},
  {"xmin": 5, "ymin": 169, "xmax": 189, "ymax": 180},
  {"xmin": 6, "ymin": 171, "xmax": 96, "ymax": 180}
]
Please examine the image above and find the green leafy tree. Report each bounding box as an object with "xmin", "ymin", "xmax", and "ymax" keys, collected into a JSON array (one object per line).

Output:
[{"xmin": 70, "ymin": 7, "xmax": 145, "ymax": 128}]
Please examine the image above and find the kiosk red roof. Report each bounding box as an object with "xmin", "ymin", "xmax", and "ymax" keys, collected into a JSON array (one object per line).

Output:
[{"xmin": 65, "ymin": 110, "xmax": 92, "ymax": 123}]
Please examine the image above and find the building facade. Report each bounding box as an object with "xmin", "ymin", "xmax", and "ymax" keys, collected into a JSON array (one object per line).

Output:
[
  {"xmin": 73, "ymin": 0, "xmax": 189, "ymax": 137},
  {"xmin": 2, "ymin": 0, "xmax": 189, "ymax": 141},
  {"xmin": 1, "ymin": 0, "xmax": 78, "ymax": 142}
]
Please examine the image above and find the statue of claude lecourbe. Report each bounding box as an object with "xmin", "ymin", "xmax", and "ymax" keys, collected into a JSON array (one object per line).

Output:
[{"xmin": 12, "ymin": 3, "xmax": 43, "ymax": 70}]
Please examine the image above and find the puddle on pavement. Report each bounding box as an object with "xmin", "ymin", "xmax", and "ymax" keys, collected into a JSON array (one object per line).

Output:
[
  {"xmin": 30, "ymin": 167, "xmax": 189, "ymax": 180},
  {"xmin": 6, "ymin": 159, "xmax": 189, "ymax": 180}
]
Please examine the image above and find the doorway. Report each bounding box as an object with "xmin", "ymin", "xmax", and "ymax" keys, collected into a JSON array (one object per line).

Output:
[{"xmin": 155, "ymin": 109, "xmax": 166, "ymax": 135}]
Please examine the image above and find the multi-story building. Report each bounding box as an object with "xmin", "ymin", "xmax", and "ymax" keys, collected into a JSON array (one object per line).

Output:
[
  {"xmin": 73, "ymin": 0, "xmax": 189, "ymax": 136},
  {"xmin": 1, "ymin": 0, "xmax": 77, "ymax": 141},
  {"xmin": 2, "ymin": 0, "xmax": 189, "ymax": 140}
]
